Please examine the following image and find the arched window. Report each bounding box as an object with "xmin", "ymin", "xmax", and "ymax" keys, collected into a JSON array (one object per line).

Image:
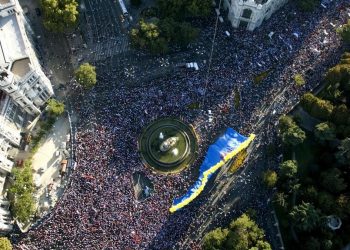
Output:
[{"xmin": 242, "ymin": 9, "xmax": 252, "ymax": 19}]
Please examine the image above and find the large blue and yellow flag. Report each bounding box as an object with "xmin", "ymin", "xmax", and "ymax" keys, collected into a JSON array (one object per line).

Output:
[{"xmin": 169, "ymin": 128, "xmax": 255, "ymax": 213}]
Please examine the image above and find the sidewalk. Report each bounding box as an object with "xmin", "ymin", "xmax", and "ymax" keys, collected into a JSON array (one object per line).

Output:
[{"xmin": 31, "ymin": 116, "xmax": 70, "ymax": 216}]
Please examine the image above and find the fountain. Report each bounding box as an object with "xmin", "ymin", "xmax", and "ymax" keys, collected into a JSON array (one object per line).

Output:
[{"xmin": 139, "ymin": 118, "xmax": 198, "ymax": 174}]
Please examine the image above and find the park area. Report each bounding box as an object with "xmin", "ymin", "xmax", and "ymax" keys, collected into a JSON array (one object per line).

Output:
[{"xmin": 274, "ymin": 52, "xmax": 350, "ymax": 249}]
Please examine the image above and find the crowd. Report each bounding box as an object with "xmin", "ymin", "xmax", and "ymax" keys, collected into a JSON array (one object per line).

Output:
[{"xmin": 14, "ymin": 1, "xmax": 349, "ymax": 249}]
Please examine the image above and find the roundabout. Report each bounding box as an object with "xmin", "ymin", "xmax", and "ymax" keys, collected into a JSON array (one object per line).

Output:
[{"xmin": 139, "ymin": 118, "xmax": 198, "ymax": 174}]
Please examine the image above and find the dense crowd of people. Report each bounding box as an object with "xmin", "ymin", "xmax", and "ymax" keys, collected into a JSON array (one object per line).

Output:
[{"xmin": 14, "ymin": 1, "xmax": 349, "ymax": 249}]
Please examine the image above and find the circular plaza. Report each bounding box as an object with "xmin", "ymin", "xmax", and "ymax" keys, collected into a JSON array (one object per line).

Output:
[{"xmin": 139, "ymin": 118, "xmax": 198, "ymax": 174}]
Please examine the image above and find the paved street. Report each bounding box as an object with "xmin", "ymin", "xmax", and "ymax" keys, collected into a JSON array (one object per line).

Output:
[{"xmin": 12, "ymin": 0, "xmax": 350, "ymax": 249}]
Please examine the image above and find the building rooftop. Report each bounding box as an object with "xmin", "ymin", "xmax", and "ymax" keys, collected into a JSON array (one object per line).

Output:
[
  {"xmin": 0, "ymin": 0, "xmax": 11, "ymax": 5},
  {"xmin": 0, "ymin": 14, "xmax": 26, "ymax": 65},
  {"xmin": 10, "ymin": 57, "xmax": 30, "ymax": 77}
]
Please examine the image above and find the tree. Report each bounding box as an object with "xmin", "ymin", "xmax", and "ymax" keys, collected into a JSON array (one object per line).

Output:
[
  {"xmin": 320, "ymin": 168, "xmax": 347, "ymax": 193},
  {"xmin": 337, "ymin": 19, "xmax": 350, "ymax": 44},
  {"xmin": 156, "ymin": 0, "xmax": 212, "ymax": 20},
  {"xmin": 0, "ymin": 237, "xmax": 12, "ymax": 250},
  {"xmin": 314, "ymin": 122, "xmax": 336, "ymax": 142},
  {"xmin": 47, "ymin": 98, "xmax": 65, "ymax": 116},
  {"xmin": 41, "ymin": 0, "xmax": 79, "ymax": 32},
  {"xmin": 332, "ymin": 105, "xmax": 349, "ymax": 125},
  {"xmin": 301, "ymin": 93, "xmax": 334, "ymax": 120},
  {"xmin": 8, "ymin": 161, "xmax": 36, "ymax": 224},
  {"xmin": 306, "ymin": 237, "xmax": 321, "ymax": 250},
  {"xmin": 159, "ymin": 18, "xmax": 198, "ymax": 47},
  {"xmin": 273, "ymin": 192, "xmax": 288, "ymax": 209},
  {"xmin": 282, "ymin": 125, "xmax": 306, "ymax": 146},
  {"xmin": 130, "ymin": 19, "xmax": 168, "ymax": 54},
  {"xmin": 262, "ymin": 170, "xmax": 277, "ymax": 188},
  {"xmin": 225, "ymin": 214, "xmax": 271, "ymax": 250},
  {"xmin": 317, "ymin": 191, "xmax": 335, "ymax": 214},
  {"xmin": 280, "ymin": 160, "xmax": 298, "ymax": 179},
  {"xmin": 74, "ymin": 63, "xmax": 97, "ymax": 89},
  {"xmin": 130, "ymin": 0, "xmax": 142, "ymax": 6},
  {"xmin": 335, "ymin": 138, "xmax": 350, "ymax": 165},
  {"xmin": 202, "ymin": 227, "xmax": 229, "ymax": 250},
  {"xmin": 279, "ymin": 115, "xmax": 294, "ymax": 133},
  {"xmin": 294, "ymin": 73, "xmax": 305, "ymax": 86},
  {"xmin": 289, "ymin": 202, "xmax": 321, "ymax": 232},
  {"xmin": 295, "ymin": 0, "xmax": 319, "ymax": 12}
]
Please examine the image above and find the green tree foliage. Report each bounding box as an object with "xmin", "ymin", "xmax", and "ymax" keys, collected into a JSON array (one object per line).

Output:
[
  {"xmin": 280, "ymin": 160, "xmax": 298, "ymax": 179},
  {"xmin": 74, "ymin": 63, "xmax": 97, "ymax": 89},
  {"xmin": 332, "ymin": 104, "xmax": 349, "ymax": 125},
  {"xmin": 159, "ymin": 18, "xmax": 199, "ymax": 47},
  {"xmin": 0, "ymin": 237, "xmax": 12, "ymax": 250},
  {"xmin": 289, "ymin": 202, "xmax": 321, "ymax": 232},
  {"xmin": 225, "ymin": 214, "xmax": 271, "ymax": 250},
  {"xmin": 8, "ymin": 161, "xmax": 35, "ymax": 224},
  {"xmin": 41, "ymin": 0, "xmax": 78, "ymax": 32},
  {"xmin": 262, "ymin": 170, "xmax": 277, "ymax": 188},
  {"xmin": 294, "ymin": 73, "xmax": 305, "ymax": 86},
  {"xmin": 317, "ymin": 191, "xmax": 335, "ymax": 214},
  {"xmin": 301, "ymin": 93, "xmax": 334, "ymax": 120},
  {"xmin": 279, "ymin": 115, "xmax": 294, "ymax": 133},
  {"xmin": 336, "ymin": 194, "xmax": 350, "ymax": 218},
  {"xmin": 157, "ymin": 0, "xmax": 212, "ymax": 20},
  {"xmin": 321, "ymin": 168, "xmax": 347, "ymax": 193},
  {"xmin": 202, "ymin": 227, "xmax": 229, "ymax": 250},
  {"xmin": 337, "ymin": 19, "xmax": 350, "ymax": 44},
  {"xmin": 306, "ymin": 237, "xmax": 321, "ymax": 250},
  {"xmin": 202, "ymin": 214, "xmax": 271, "ymax": 250},
  {"xmin": 130, "ymin": 0, "xmax": 142, "ymax": 6},
  {"xmin": 326, "ymin": 54, "xmax": 350, "ymax": 91},
  {"xmin": 295, "ymin": 0, "xmax": 319, "ymax": 12},
  {"xmin": 130, "ymin": 18, "xmax": 198, "ymax": 53},
  {"xmin": 47, "ymin": 98, "xmax": 65, "ymax": 117},
  {"xmin": 335, "ymin": 137, "xmax": 350, "ymax": 165},
  {"xmin": 273, "ymin": 192, "xmax": 288, "ymax": 209},
  {"xmin": 279, "ymin": 115, "xmax": 306, "ymax": 146},
  {"xmin": 282, "ymin": 125, "xmax": 306, "ymax": 146},
  {"xmin": 314, "ymin": 122, "xmax": 336, "ymax": 142},
  {"xmin": 130, "ymin": 19, "xmax": 168, "ymax": 54}
]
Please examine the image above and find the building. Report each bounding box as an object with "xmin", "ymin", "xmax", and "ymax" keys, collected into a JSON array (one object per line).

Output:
[
  {"xmin": 223, "ymin": 0, "xmax": 288, "ymax": 31},
  {"xmin": 0, "ymin": 0, "xmax": 54, "ymax": 231}
]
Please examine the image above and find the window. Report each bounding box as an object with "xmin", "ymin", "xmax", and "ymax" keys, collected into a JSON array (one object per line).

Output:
[{"xmin": 242, "ymin": 9, "xmax": 253, "ymax": 19}]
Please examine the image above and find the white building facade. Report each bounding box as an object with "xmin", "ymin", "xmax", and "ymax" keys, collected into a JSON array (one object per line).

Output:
[
  {"xmin": 0, "ymin": 0, "xmax": 54, "ymax": 231},
  {"xmin": 223, "ymin": 0, "xmax": 288, "ymax": 31}
]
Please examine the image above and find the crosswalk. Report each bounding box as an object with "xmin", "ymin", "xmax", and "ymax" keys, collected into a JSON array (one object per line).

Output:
[
  {"xmin": 92, "ymin": 36, "xmax": 129, "ymax": 61},
  {"xmin": 83, "ymin": 0, "xmax": 130, "ymax": 62}
]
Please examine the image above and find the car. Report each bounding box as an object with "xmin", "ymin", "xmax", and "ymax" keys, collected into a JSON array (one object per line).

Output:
[{"xmin": 35, "ymin": 8, "xmax": 41, "ymax": 16}]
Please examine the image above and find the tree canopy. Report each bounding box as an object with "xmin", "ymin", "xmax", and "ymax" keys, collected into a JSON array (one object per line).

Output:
[
  {"xmin": 280, "ymin": 160, "xmax": 298, "ymax": 179},
  {"xmin": 337, "ymin": 19, "xmax": 350, "ymax": 44},
  {"xmin": 202, "ymin": 227, "xmax": 229, "ymax": 250},
  {"xmin": 130, "ymin": 18, "xmax": 198, "ymax": 54},
  {"xmin": 0, "ymin": 237, "xmax": 12, "ymax": 250},
  {"xmin": 262, "ymin": 170, "xmax": 277, "ymax": 188},
  {"xmin": 202, "ymin": 213, "xmax": 271, "ymax": 250},
  {"xmin": 74, "ymin": 63, "xmax": 97, "ymax": 89},
  {"xmin": 335, "ymin": 137, "xmax": 350, "ymax": 165},
  {"xmin": 47, "ymin": 98, "xmax": 65, "ymax": 117},
  {"xmin": 279, "ymin": 115, "xmax": 306, "ymax": 146},
  {"xmin": 289, "ymin": 202, "xmax": 321, "ymax": 232},
  {"xmin": 314, "ymin": 122, "xmax": 336, "ymax": 142},
  {"xmin": 8, "ymin": 161, "xmax": 36, "ymax": 224},
  {"xmin": 321, "ymin": 168, "xmax": 347, "ymax": 194},
  {"xmin": 41, "ymin": 0, "xmax": 79, "ymax": 32},
  {"xmin": 301, "ymin": 93, "xmax": 334, "ymax": 120},
  {"xmin": 156, "ymin": 0, "xmax": 212, "ymax": 20},
  {"xmin": 295, "ymin": 0, "xmax": 320, "ymax": 12}
]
